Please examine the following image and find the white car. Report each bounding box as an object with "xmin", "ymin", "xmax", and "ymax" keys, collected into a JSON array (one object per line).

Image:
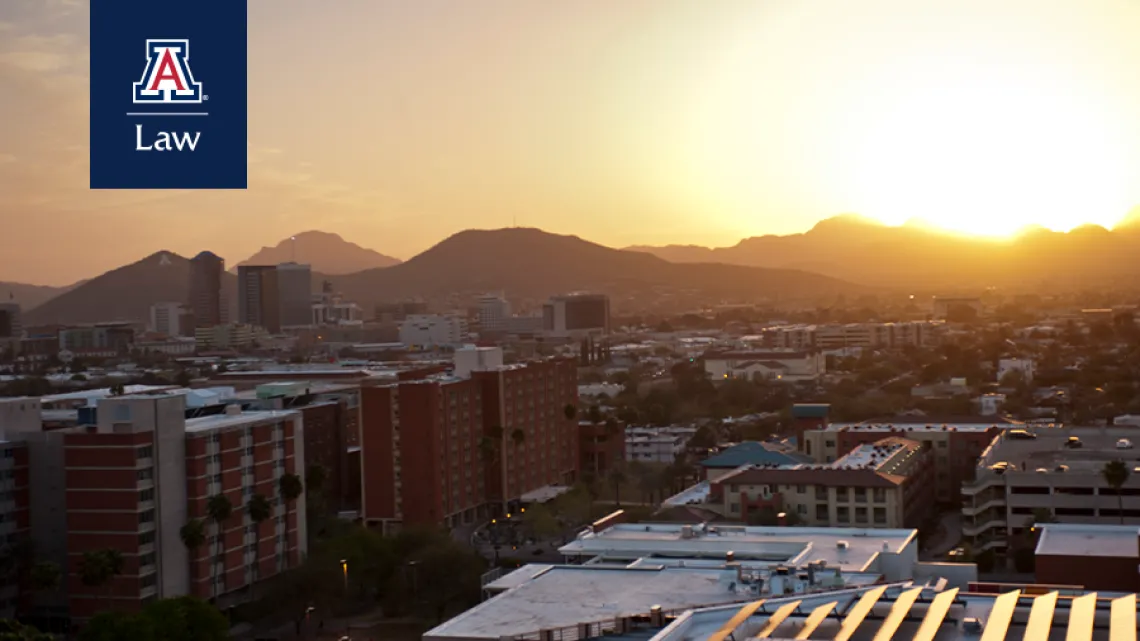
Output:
[{"xmin": 1116, "ymin": 438, "xmax": 1133, "ymax": 450}]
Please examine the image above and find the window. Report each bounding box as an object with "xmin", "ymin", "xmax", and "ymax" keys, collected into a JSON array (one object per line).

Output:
[
  {"xmin": 873, "ymin": 507, "xmax": 887, "ymax": 524},
  {"xmin": 139, "ymin": 531, "xmax": 155, "ymax": 545},
  {"xmin": 245, "ymin": 446, "xmax": 254, "ymax": 456},
  {"xmin": 139, "ymin": 552, "xmax": 156, "ymax": 567},
  {"xmin": 137, "ymin": 468, "xmax": 154, "ymax": 481},
  {"xmin": 136, "ymin": 445, "xmax": 154, "ymax": 459},
  {"xmin": 139, "ymin": 509, "xmax": 155, "ymax": 524},
  {"xmin": 139, "ymin": 488, "xmax": 155, "ymax": 502}
]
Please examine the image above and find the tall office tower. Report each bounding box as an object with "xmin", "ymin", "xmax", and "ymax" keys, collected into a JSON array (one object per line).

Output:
[
  {"xmin": 237, "ymin": 265, "xmax": 281, "ymax": 333},
  {"xmin": 542, "ymin": 293, "xmax": 611, "ymax": 337},
  {"xmin": 188, "ymin": 251, "xmax": 225, "ymax": 329},
  {"xmin": 276, "ymin": 263, "xmax": 313, "ymax": 328}
]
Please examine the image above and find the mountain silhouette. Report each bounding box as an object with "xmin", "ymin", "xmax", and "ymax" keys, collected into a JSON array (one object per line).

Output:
[
  {"xmin": 21, "ymin": 229, "xmax": 857, "ymax": 325},
  {"xmin": 234, "ymin": 231, "xmax": 400, "ymax": 273},
  {"xmin": 626, "ymin": 215, "xmax": 1140, "ymax": 291}
]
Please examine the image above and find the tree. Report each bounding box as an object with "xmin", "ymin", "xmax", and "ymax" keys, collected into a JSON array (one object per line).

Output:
[
  {"xmin": 606, "ymin": 467, "xmax": 627, "ymax": 507},
  {"xmin": 563, "ymin": 404, "xmax": 577, "ymax": 421},
  {"xmin": 279, "ymin": 473, "xmax": 305, "ymax": 564},
  {"xmin": 521, "ymin": 504, "xmax": 560, "ymax": 540},
  {"xmin": 79, "ymin": 596, "xmax": 229, "ymax": 641},
  {"xmin": 79, "ymin": 549, "xmax": 124, "ymax": 612},
  {"xmin": 246, "ymin": 494, "xmax": 273, "ymax": 591},
  {"xmin": 1102, "ymin": 460, "xmax": 1131, "ymax": 524},
  {"xmin": 0, "ymin": 619, "xmax": 53, "ymax": 640},
  {"xmin": 510, "ymin": 428, "xmax": 525, "ymax": 447},
  {"xmin": 28, "ymin": 561, "xmax": 61, "ymax": 602},
  {"xmin": 205, "ymin": 494, "xmax": 233, "ymax": 598}
]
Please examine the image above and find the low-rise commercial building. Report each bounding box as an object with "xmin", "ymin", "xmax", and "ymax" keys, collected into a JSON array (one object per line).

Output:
[{"xmin": 703, "ymin": 350, "xmax": 825, "ymax": 382}]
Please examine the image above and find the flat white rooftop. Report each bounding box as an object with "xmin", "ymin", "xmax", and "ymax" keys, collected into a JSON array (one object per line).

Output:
[
  {"xmin": 1035, "ymin": 524, "xmax": 1140, "ymax": 558},
  {"xmin": 822, "ymin": 422, "xmax": 1013, "ymax": 433},
  {"xmin": 558, "ymin": 523, "xmax": 917, "ymax": 572},
  {"xmin": 184, "ymin": 410, "xmax": 299, "ymax": 433},
  {"xmin": 427, "ymin": 565, "xmax": 764, "ymax": 641}
]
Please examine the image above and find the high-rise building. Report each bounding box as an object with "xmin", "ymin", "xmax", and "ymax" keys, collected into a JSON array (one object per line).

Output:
[
  {"xmin": 237, "ymin": 266, "xmax": 281, "ymax": 333},
  {"xmin": 276, "ymin": 263, "xmax": 312, "ymax": 328},
  {"xmin": 188, "ymin": 252, "xmax": 225, "ymax": 329},
  {"xmin": 360, "ymin": 348, "xmax": 578, "ymax": 531},
  {"xmin": 477, "ymin": 294, "xmax": 511, "ymax": 333},
  {"xmin": 59, "ymin": 395, "xmax": 307, "ymax": 617},
  {"xmin": 148, "ymin": 302, "xmax": 185, "ymax": 337},
  {"xmin": 542, "ymin": 293, "xmax": 610, "ymax": 337}
]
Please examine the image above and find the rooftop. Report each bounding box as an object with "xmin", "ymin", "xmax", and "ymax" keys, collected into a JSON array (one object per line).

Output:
[
  {"xmin": 821, "ymin": 421, "xmax": 1021, "ymax": 434},
  {"xmin": 650, "ymin": 584, "xmax": 1138, "ymax": 641},
  {"xmin": 558, "ymin": 523, "xmax": 917, "ymax": 572},
  {"xmin": 700, "ymin": 442, "xmax": 809, "ymax": 469},
  {"xmin": 979, "ymin": 426, "xmax": 1140, "ymax": 475},
  {"xmin": 184, "ymin": 410, "xmax": 300, "ymax": 433},
  {"xmin": 1035, "ymin": 524, "xmax": 1140, "ymax": 559}
]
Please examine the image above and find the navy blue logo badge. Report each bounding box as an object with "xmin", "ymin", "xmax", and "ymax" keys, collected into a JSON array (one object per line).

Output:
[{"xmin": 89, "ymin": 0, "xmax": 247, "ymax": 189}]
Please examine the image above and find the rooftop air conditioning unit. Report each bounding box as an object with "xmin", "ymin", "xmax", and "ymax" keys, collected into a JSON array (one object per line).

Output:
[{"xmin": 836, "ymin": 540, "xmax": 849, "ymax": 550}]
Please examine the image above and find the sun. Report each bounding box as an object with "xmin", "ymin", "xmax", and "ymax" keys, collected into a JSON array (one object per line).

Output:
[{"xmin": 846, "ymin": 70, "xmax": 1135, "ymax": 237}]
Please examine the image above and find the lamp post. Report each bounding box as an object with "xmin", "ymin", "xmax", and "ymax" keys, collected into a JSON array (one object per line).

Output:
[{"xmin": 340, "ymin": 558, "xmax": 348, "ymax": 594}]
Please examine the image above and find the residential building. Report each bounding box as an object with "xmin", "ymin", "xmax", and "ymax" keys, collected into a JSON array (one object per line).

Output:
[
  {"xmin": 802, "ymin": 420, "xmax": 1010, "ymax": 503},
  {"xmin": 0, "ymin": 398, "xmax": 33, "ymax": 620},
  {"xmin": 477, "ymin": 294, "xmax": 511, "ymax": 333},
  {"xmin": 359, "ymin": 348, "xmax": 578, "ymax": 530},
  {"xmin": 311, "ymin": 283, "xmax": 363, "ymax": 326},
  {"xmin": 765, "ymin": 322, "xmax": 942, "ymax": 350},
  {"xmin": 398, "ymin": 314, "xmax": 467, "ymax": 348},
  {"xmin": 148, "ymin": 302, "xmax": 185, "ymax": 337},
  {"xmin": 961, "ymin": 426, "xmax": 1140, "ymax": 556},
  {"xmin": 194, "ymin": 323, "xmax": 264, "ymax": 350},
  {"xmin": 625, "ymin": 426, "xmax": 697, "ymax": 464},
  {"xmin": 579, "ymin": 420, "xmax": 624, "ymax": 478},
  {"xmin": 58, "ymin": 323, "xmax": 134, "ymax": 357},
  {"xmin": 703, "ymin": 350, "xmax": 825, "ymax": 382},
  {"xmin": 709, "ymin": 438, "xmax": 934, "ymax": 528},
  {"xmin": 189, "ymin": 252, "xmax": 225, "ymax": 329},
  {"xmin": 542, "ymin": 293, "xmax": 610, "ymax": 337},
  {"xmin": 237, "ymin": 265, "xmax": 281, "ymax": 333},
  {"xmin": 276, "ymin": 263, "xmax": 312, "ymax": 328}
]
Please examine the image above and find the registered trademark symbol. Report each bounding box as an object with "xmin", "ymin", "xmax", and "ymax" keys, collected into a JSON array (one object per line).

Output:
[{"xmin": 203, "ymin": 95, "xmax": 210, "ymax": 101}]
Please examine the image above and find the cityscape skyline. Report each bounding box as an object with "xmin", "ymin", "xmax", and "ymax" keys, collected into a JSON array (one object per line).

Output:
[{"xmin": 4, "ymin": 0, "xmax": 1140, "ymax": 284}]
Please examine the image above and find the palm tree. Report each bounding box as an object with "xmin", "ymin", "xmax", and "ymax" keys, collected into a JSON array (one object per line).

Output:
[
  {"xmin": 246, "ymin": 494, "xmax": 273, "ymax": 595},
  {"xmin": 206, "ymin": 494, "xmax": 233, "ymax": 599},
  {"xmin": 607, "ymin": 467, "xmax": 628, "ymax": 507},
  {"xmin": 563, "ymin": 404, "xmax": 577, "ymax": 421},
  {"xmin": 278, "ymin": 473, "xmax": 304, "ymax": 566},
  {"xmin": 1102, "ymin": 460, "xmax": 1131, "ymax": 524},
  {"xmin": 179, "ymin": 518, "xmax": 206, "ymax": 592}
]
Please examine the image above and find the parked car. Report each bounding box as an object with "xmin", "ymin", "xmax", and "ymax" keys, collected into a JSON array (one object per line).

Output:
[
  {"xmin": 1007, "ymin": 429, "xmax": 1037, "ymax": 440},
  {"xmin": 1117, "ymin": 438, "xmax": 1133, "ymax": 450}
]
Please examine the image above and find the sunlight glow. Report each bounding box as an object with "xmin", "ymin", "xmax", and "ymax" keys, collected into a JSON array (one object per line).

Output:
[{"xmin": 849, "ymin": 71, "xmax": 1134, "ymax": 237}]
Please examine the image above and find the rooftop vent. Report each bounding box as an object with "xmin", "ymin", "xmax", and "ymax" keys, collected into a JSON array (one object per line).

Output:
[
  {"xmin": 836, "ymin": 540, "xmax": 849, "ymax": 551},
  {"xmin": 225, "ymin": 404, "xmax": 242, "ymax": 416}
]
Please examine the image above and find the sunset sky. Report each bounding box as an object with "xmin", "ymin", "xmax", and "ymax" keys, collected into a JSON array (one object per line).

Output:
[{"xmin": 3, "ymin": 0, "xmax": 1140, "ymax": 285}]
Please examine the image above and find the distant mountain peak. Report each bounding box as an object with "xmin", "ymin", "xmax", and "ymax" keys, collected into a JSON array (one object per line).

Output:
[
  {"xmin": 808, "ymin": 213, "xmax": 884, "ymax": 233},
  {"xmin": 235, "ymin": 231, "xmax": 400, "ymax": 274}
]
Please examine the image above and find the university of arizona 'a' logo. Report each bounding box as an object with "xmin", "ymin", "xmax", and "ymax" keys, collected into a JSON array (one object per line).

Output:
[{"xmin": 132, "ymin": 39, "xmax": 203, "ymax": 104}]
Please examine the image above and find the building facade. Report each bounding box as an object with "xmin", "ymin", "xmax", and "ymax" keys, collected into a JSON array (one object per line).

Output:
[
  {"xmin": 148, "ymin": 302, "xmax": 185, "ymax": 337},
  {"xmin": 542, "ymin": 294, "xmax": 610, "ymax": 337},
  {"xmin": 237, "ymin": 266, "xmax": 281, "ymax": 334},
  {"xmin": 276, "ymin": 263, "xmax": 312, "ymax": 328},
  {"xmin": 189, "ymin": 252, "xmax": 225, "ymax": 329},
  {"xmin": 360, "ymin": 351, "xmax": 578, "ymax": 531}
]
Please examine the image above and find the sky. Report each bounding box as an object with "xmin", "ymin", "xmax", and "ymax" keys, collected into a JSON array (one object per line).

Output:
[{"xmin": 3, "ymin": 0, "xmax": 1140, "ymax": 285}]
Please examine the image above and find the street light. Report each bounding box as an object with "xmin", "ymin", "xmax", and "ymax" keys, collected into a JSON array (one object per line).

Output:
[{"xmin": 340, "ymin": 558, "xmax": 348, "ymax": 594}]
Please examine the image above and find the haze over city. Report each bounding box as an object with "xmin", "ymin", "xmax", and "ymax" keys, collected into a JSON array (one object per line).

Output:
[{"xmin": 4, "ymin": 0, "xmax": 1140, "ymax": 286}]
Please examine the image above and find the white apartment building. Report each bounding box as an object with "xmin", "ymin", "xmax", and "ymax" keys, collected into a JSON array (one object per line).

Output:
[
  {"xmin": 997, "ymin": 358, "xmax": 1035, "ymax": 383},
  {"xmin": 477, "ymin": 294, "xmax": 511, "ymax": 332},
  {"xmin": 399, "ymin": 314, "xmax": 468, "ymax": 348},
  {"xmin": 625, "ymin": 426, "xmax": 697, "ymax": 463},
  {"xmin": 765, "ymin": 322, "xmax": 942, "ymax": 350},
  {"xmin": 149, "ymin": 302, "xmax": 185, "ymax": 336}
]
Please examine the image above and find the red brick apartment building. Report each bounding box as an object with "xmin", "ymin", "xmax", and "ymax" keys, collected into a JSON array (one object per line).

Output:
[
  {"xmin": 0, "ymin": 394, "xmax": 308, "ymax": 621},
  {"xmin": 360, "ymin": 351, "xmax": 578, "ymax": 531}
]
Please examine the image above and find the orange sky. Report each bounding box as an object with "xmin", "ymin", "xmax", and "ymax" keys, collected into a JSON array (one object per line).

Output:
[{"xmin": 2, "ymin": 0, "xmax": 1140, "ymax": 285}]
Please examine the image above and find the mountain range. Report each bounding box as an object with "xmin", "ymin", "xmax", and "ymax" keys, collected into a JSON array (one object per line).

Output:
[
  {"xmin": 233, "ymin": 230, "xmax": 401, "ymax": 273},
  {"xmin": 626, "ymin": 213, "xmax": 1140, "ymax": 291},
  {"xmin": 12, "ymin": 214, "xmax": 1140, "ymax": 326},
  {"xmin": 18, "ymin": 228, "xmax": 855, "ymax": 326}
]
